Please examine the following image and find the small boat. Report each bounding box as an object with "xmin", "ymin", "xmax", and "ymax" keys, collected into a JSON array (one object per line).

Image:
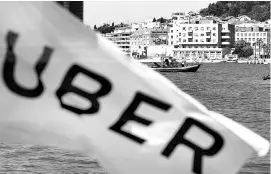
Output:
[
  {"xmin": 262, "ymin": 74, "xmax": 270, "ymax": 80},
  {"xmin": 152, "ymin": 64, "xmax": 201, "ymax": 72},
  {"xmin": 149, "ymin": 56, "xmax": 201, "ymax": 72}
]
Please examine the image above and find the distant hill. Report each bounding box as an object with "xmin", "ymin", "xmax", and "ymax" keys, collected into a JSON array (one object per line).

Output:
[{"xmin": 199, "ymin": 1, "xmax": 270, "ymax": 22}]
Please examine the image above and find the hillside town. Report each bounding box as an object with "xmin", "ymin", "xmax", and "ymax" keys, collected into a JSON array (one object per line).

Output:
[{"xmin": 95, "ymin": 11, "xmax": 270, "ymax": 63}]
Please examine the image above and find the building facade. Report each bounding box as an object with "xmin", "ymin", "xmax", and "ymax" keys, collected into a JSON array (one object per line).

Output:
[
  {"xmin": 56, "ymin": 1, "xmax": 83, "ymax": 21},
  {"xmin": 235, "ymin": 23, "xmax": 270, "ymax": 58},
  {"xmin": 169, "ymin": 23, "xmax": 235, "ymax": 60},
  {"xmin": 102, "ymin": 27, "xmax": 134, "ymax": 55},
  {"xmin": 130, "ymin": 28, "xmax": 168, "ymax": 57}
]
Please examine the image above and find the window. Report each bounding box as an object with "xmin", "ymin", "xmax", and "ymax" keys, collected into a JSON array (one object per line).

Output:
[
  {"xmin": 252, "ymin": 33, "xmax": 255, "ymax": 36},
  {"xmin": 183, "ymin": 27, "xmax": 186, "ymax": 31},
  {"xmin": 244, "ymin": 33, "xmax": 247, "ymax": 36},
  {"xmin": 189, "ymin": 46, "xmax": 192, "ymax": 48},
  {"xmin": 183, "ymin": 39, "xmax": 186, "ymax": 42},
  {"xmin": 182, "ymin": 33, "xmax": 186, "ymax": 37},
  {"xmin": 194, "ymin": 39, "xmax": 198, "ymax": 42},
  {"xmin": 200, "ymin": 27, "xmax": 204, "ymax": 31},
  {"xmin": 249, "ymin": 33, "xmax": 251, "ymax": 36},
  {"xmin": 201, "ymin": 39, "xmax": 204, "ymax": 42},
  {"xmin": 237, "ymin": 33, "xmax": 239, "ymax": 36},
  {"xmin": 213, "ymin": 46, "xmax": 216, "ymax": 48},
  {"xmin": 263, "ymin": 33, "xmax": 266, "ymax": 36},
  {"xmin": 188, "ymin": 32, "xmax": 193, "ymax": 36},
  {"xmin": 194, "ymin": 33, "xmax": 198, "ymax": 37},
  {"xmin": 188, "ymin": 38, "xmax": 193, "ymax": 42},
  {"xmin": 189, "ymin": 27, "xmax": 192, "ymax": 31},
  {"xmin": 195, "ymin": 27, "xmax": 198, "ymax": 31},
  {"xmin": 213, "ymin": 27, "xmax": 216, "ymax": 30},
  {"xmin": 260, "ymin": 33, "xmax": 262, "ymax": 36},
  {"xmin": 206, "ymin": 33, "xmax": 211, "ymax": 36},
  {"xmin": 207, "ymin": 46, "xmax": 210, "ymax": 48},
  {"xmin": 179, "ymin": 33, "xmax": 182, "ymax": 36},
  {"xmin": 171, "ymin": 36, "xmax": 173, "ymax": 39},
  {"xmin": 253, "ymin": 38, "xmax": 255, "ymax": 41},
  {"xmin": 213, "ymin": 39, "xmax": 217, "ymax": 42},
  {"xmin": 206, "ymin": 38, "xmax": 211, "ymax": 42},
  {"xmin": 207, "ymin": 27, "xmax": 210, "ymax": 30},
  {"xmin": 241, "ymin": 33, "xmax": 243, "ymax": 36},
  {"xmin": 257, "ymin": 33, "xmax": 259, "ymax": 36},
  {"xmin": 171, "ymin": 41, "xmax": 173, "ymax": 45},
  {"xmin": 213, "ymin": 33, "xmax": 216, "ymax": 36},
  {"xmin": 201, "ymin": 33, "xmax": 204, "ymax": 36},
  {"xmin": 171, "ymin": 30, "xmax": 173, "ymax": 33},
  {"xmin": 179, "ymin": 38, "xmax": 182, "ymax": 42},
  {"xmin": 249, "ymin": 38, "xmax": 251, "ymax": 41}
]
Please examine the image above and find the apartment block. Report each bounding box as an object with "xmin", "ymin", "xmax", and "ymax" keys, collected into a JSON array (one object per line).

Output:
[
  {"xmin": 235, "ymin": 23, "xmax": 270, "ymax": 58},
  {"xmin": 130, "ymin": 28, "xmax": 168, "ymax": 58},
  {"xmin": 169, "ymin": 23, "xmax": 235, "ymax": 59},
  {"xmin": 102, "ymin": 26, "xmax": 134, "ymax": 55}
]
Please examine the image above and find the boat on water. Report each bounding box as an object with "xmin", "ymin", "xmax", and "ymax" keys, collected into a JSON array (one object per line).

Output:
[
  {"xmin": 262, "ymin": 74, "xmax": 270, "ymax": 80},
  {"xmin": 152, "ymin": 64, "xmax": 201, "ymax": 72},
  {"xmin": 146, "ymin": 56, "xmax": 201, "ymax": 72}
]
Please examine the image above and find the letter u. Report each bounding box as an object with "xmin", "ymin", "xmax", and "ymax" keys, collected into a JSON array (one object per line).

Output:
[{"xmin": 2, "ymin": 31, "xmax": 54, "ymax": 98}]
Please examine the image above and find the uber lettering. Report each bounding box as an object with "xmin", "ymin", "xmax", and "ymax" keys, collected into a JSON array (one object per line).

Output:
[{"xmin": 1, "ymin": 30, "xmax": 224, "ymax": 174}]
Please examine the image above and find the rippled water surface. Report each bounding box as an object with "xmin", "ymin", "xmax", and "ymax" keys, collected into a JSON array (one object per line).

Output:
[{"xmin": 0, "ymin": 63, "xmax": 270, "ymax": 174}]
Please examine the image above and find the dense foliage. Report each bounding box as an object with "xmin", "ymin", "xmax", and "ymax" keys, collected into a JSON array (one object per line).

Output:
[
  {"xmin": 95, "ymin": 22, "xmax": 129, "ymax": 34},
  {"xmin": 199, "ymin": 1, "xmax": 270, "ymax": 22},
  {"xmin": 232, "ymin": 40, "xmax": 254, "ymax": 58}
]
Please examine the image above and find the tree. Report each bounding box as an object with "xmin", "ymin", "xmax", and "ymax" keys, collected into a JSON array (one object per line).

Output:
[
  {"xmin": 242, "ymin": 46, "xmax": 254, "ymax": 58},
  {"xmin": 152, "ymin": 17, "xmax": 156, "ymax": 22},
  {"xmin": 94, "ymin": 25, "xmax": 97, "ymax": 30},
  {"xmin": 198, "ymin": 1, "xmax": 270, "ymax": 21},
  {"xmin": 222, "ymin": 47, "xmax": 231, "ymax": 58},
  {"xmin": 157, "ymin": 17, "xmax": 166, "ymax": 23},
  {"xmin": 233, "ymin": 40, "xmax": 253, "ymax": 58},
  {"xmin": 232, "ymin": 40, "xmax": 246, "ymax": 57},
  {"xmin": 255, "ymin": 39, "xmax": 263, "ymax": 58}
]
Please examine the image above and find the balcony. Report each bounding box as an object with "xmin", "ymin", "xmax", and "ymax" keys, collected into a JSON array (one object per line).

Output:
[
  {"xmin": 222, "ymin": 35, "xmax": 230, "ymax": 39},
  {"xmin": 222, "ymin": 41, "xmax": 231, "ymax": 45},
  {"xmin": 222, "ymin": 30, "xmax": 231, "ymax": 33}
]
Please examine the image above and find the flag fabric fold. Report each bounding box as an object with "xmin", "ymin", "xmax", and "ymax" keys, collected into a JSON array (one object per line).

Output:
[{"xmin": 0, "ymin": 2, "xmax": 269, "ymax": 174}]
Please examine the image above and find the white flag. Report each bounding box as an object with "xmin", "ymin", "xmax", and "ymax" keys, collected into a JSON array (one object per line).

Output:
[{"xmin": 0, "ymin": 2, "xmax": 269, "ymax": 174}]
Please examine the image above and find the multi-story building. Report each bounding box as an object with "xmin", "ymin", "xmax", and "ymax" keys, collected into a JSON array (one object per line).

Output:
[
  {"xmin": 102, "ymin": 26, "xmax": 134, "ymax": 55},
  {"xmin": 56, "ymin": 1, "xmax": 83, "ymax": 21},
  {"xmin": 130, "ymin": 28, "xmax": 168, "ymax": 57},
  {"xmin": 131, "ymin": 19, "xmax": 161, "ymax": 30},
  {"xmin": 169, "ymin": 23, "xmax": 235, "ymax": 60},
  {"xmin": 235, "ymin": 23, "xmax": 270, "ymax": 58}
]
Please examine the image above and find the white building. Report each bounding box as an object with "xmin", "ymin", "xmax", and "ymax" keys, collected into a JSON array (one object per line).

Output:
[
  {"xmin": 168, "ymin": 22, "xmax": 235, "ymax": 60},
  {"xmin": 131, "ymin": 19, "xmax": 161, "ymax": 30},
  {"xmin": 102, "ymin": 26, "xmax": 135, "ymax": 55},
  {"xmin": 235, "ymin": 23, "xmax": 270, "ymax": 58}
]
